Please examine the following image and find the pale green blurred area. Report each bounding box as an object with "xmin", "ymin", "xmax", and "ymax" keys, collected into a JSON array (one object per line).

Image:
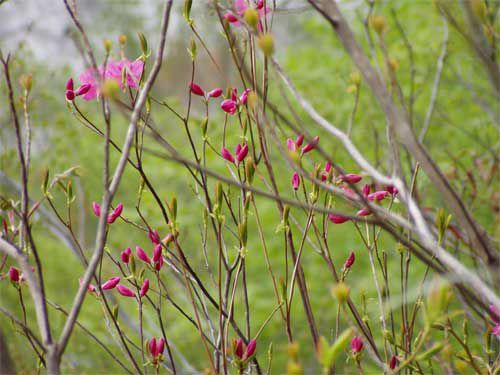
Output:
[{"xmin": 1, "ymin": 0, "xmax": 498, "ymax": 374}]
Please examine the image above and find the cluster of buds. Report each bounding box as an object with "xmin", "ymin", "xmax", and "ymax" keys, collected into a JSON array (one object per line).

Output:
[
  {"xmin": 189, "ymin": 82, "xmax": 223, "ymax": 100},
  {"xmin": 136, "ymin": 244, "xmax": 164, "ymax": 271},
  {"xmin": 221, "ymin": 88, "xmax": 251, "ymax": 115},
  {"xmin": 92, "ymin": 202, "xmax": 123, "ymax": 224},
  {"xmin": 233, "ymin": 338, "xmax": 257, "ymax": 365},
  {"xmin": 221, "ymin": 144, "xmax": 249, "ymax": 165},
  {"xmin": 148, "ymin": 337, "xmax": 165, "ymax": 365},
  {"xmin": 65, "ymin": 78, "xmax": 91, "ymax": 101},
  {"xmin": 287, "ymin": 134, "xmax": 319, "ymax": 156}
]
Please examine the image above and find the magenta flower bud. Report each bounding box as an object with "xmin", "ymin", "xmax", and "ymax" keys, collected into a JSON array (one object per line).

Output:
[
  {"xmin": 66, "ymin": 78, "xmax": 74, "ymax": 91},
  {"xmin": 154, "ymin": 255, "xmax": 164, "ymax": 271},
  {"xmin": 221, "ymin": 99, "xmax": 237, "ymax": 115},
  {"xmin": 362, "ymin": 184, "xmax": 370, "ymax": 197},
  {"xmin": 234, "ymin": 339, "xmax": 244, "ymax": 359},
  {"xmin": 189, "ymin": 82, "xmax": 205, "ymax": 96},
  {"xmin": 121, "ymin": 247, "xmax": 132, "ymax": 263},
  {"xmin": 8, "ymin": 267, "xmax": 19, "ymax": 282},
  {"xmin": 149, "ymin": 338, "xmax": 157, "ymax": 357},
  {"xmin": 351, "ymin": 336, "xmax": 363, "ymax": 353},
  {"xmin": 152, "ymin": 244, "xmax": 162, "ymax": 262},
  {"xmin": 236, "ymin": 144, "xmax": 249, "ymax": 163},
  {"xmin": 325, "ymin": 161, "xmax": 332, "ymax": 173},
  {"xmin": 136, "ymin": 246, "xmax": 151, "ymax": 264},
  {"xmin": 208, "ymin": 87, "xmax": 223, "ymax": 98},
  {"xmin": 340, "ymin": 173, "xmax": 362, "ymax": 184},
  {"xmin": 344, "ymin": 251, "xmax": 355, "ymax": 269},
  {"xmin": 225, "ymin": 12, "xmax": 238, "ymax": 23},
  {"xmin": 239, "ymin": 88, "xmax": 251, "ymax": 105},
  {"xmin": 328, "ymin": 213, "xmax": 349, "ymax": 224},
  {"xmin": 140, "ymin": 279, "xmax": 150, "ymax": 297},
  {"xmin": 244, "ymin": 339, "xmax": 257, "ymax": 359},
  {"xmin": 301, "ymin": 136, "xmax": 319, "ymax": 154},
  {"xmin": 75, "ymin": 83, "xmax": 91, "ymax": 96},
  {"xmin": 92, "ymin": 202, "xmax": 101, "ymax": 217},
  {"xmin": 231, "ymin": 88, "xmax": 238, "ymax": 102},
  {"xmin": 156, "ymin": 338, "xmax": 165, "ymax": 356},
  {"xmin": 107, "ymin": 203, "xmax": 123, "ymax": 224},
  {"xmin": 65, "ymin": 90, "xmax": 75, "ymax": 101},
  {"xmin": 235, "ymin": 143, "xmax": 242, "ymax": 155},
  {"xmin": 149, "ymin": 229, "xmax": 160, "ymax": 245},
  {"xmin": 357, "ymin": 208, "xmax": 371, "ymax": 217},
  {"xmin": 389, "ymin": 355, "xmax": 398, "ymax": 370},
  {"xmin": 102, "ymin": 276, "xmax": 120, "ymax": 290},
  {"xmin": 256, "ymin": 0, "xmax": 265, "ymax": 9},
  {"xmin": 287, "ymin": 139, "xmax": 296, "ymax": 152},
  {"xmin": 221, "ymin": 147, "xmax": 235, "ymax": 163},
  {"xmin": 386, "ymin": 185, "xmax": 398, "ymax": 195},
  {"xmin": 295, "ymin": 134, "xmax": 304, "ymax": 147},
  {"xmin": 368, "ymin": 191, "xmax": 388, "ymax": 201},
  {"xmin": 292, "ymin": 172, "xmax": 300, "ymax": 191},
  {"xmin": 116, "ymin": 284, "xmax": 135, "ymax": 297}
]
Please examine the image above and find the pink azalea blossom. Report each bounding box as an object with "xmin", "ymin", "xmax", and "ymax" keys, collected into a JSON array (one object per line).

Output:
[
  {"xmin": 221, "ymin": 99, "xmax": 238, "ymax": 114},
  {"xmin": 116, "ymin": 284, "xmax": 136, "ymax": 298},
  {"xmin": 344, "ymin": 252, "xmax": 355, "ymax": 269},
  {"xmin": 351, "ymin": 336, "xmax": 363, "ymax": 353},
  {"xmin": 102, "ymin": 276, "xmax": 120, "ymax": 290},
  {"xmin": 221, "ymin": 147, "xmax": 235, "ymax": 163},
  {"xmin": 339, "ymin": 173, "xmax": 363, "ymax": 184},
  {"xmin": 292, "ymin": 172, "xmax": 300, "ymax": 191},
  {"xmin": 226, "ymin": 0, "xmax": 270, "ymax": 30},
  {"xmin": 328, "ymin": 213, "xmax": 349, "ymax": 224},
  {"xmin": 140, "ymin": 279, "xmax": 150, "ymax": 297}
]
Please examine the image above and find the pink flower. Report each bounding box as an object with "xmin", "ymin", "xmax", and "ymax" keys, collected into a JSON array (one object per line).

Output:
[
  {"xmin": 154, "ymin": 255, "xmax": 164, "ymax": 271},
  {"xmin": 152, "ymin": 244, "xmax": 162, "ymax": 263},
  {"xmin": 239, "ymin": 88, "xmax": 251, "ymax": 105},
  {"xmin": 225, "ymin": 12, "xmax": 238, "ymax": 23},
  {"xmin": 75, "ymin": 83, "xmax": 91, "ymax": 97},
  {"xmin": 357, "ymin": 208, "xmax": 371, "ymax": 217},
  {"xmin": 116, "ymin": 284, "xmax": 135, "ymax": 298},
  {"xmin": 221, "ymin": 147, "xmax": 235, "ymax": 163},
  {"xmin": 351, "ymin": 336, "xmax": 363, "ymax": 353},
  {"xmin": 78, "ymin": 67, "xmax": 102, "ymax": 100},
  {"xmin": 149, "ymin": 229, "xmax": 161, "ymax": 245},
  {"xmin": 339, "ymin": 173, "xmax": 362, "ymax": 184},
  {"xmin": 292, "ymin": 172, "xmax": 300, "ymax": 191},
  {"xmin": 386, "ymin": 185, "xmax": 398, "ymax": 195},
  {"xmin": 189, "ymin": 82, "xmax": 205, "ymax": 96},
  {"xmin": 140, "ymin": 279, "xmax": 150, "ymax": 297},
  {"xmin": 344, "ymin": 252, "xmax": 355, "ymax": 269},
  {"xmin": 236, "ymin": 144, "xmax": 249, "ymax": 163},
  {"xmin": 302, "ymin": 136, "xmax": 319, "ymax": 154},
  {"xmin": 102, "ymin": 276, "xmax": 120, "ymax": 290},
  {"xmin": 389, "ymin": 355, "xmax": 398, "ymax": 370},
  {"xmin": 149, "ymin": 337, "xmax": 165, "ymax": 358},
  {"xmin": 107, "ymin": 203, "xmax": 123, "ymax": 224},
  {"xmin": 221, "ymin": 99, "xmax": 238, "ymax": 115},
  {"xmin": 65, "ymin": 90, "xmax": 75, "ymax": 101},
  {"xmin": 287, "ymin": 139, "xmax": 296, "ymax": 152},
  {"xmin": 328, "ymin": 213, "xmax": 349, "ymax": 224},
  {"xmin": 493, "ymin": 324, "xmax": 500, "ymax": 335},
  {"xmin": 228, "ymin": 0, "xmax": 270, "ymax": 29},
  {"xmin": 8, "ymin": 267, "xmax": 19, "ymax": 282},
  {"xmin": 208, "ymin": 88, "xmax": 223, "ymax": 98},
  {"xmin": 136, "ymin": 246, "xmax": 151, "ymax": 264},
  {"xmin": 368, "ymin": 191, "xmax": 388, "ymax": 201},
  {"xmin": 92, "ymin": 202, "xmax": 101, "ymax": 217},
  {"xmin": 234, "ymin": 338, "xmax": 244, "ymax": 359},
  {"xmin": 106, "ymin": 59, "xmax": 144, "ymax": 89},
  {"xmin": 244, "ymin": 339, "xmax": 257, "ymax": 359},
  {"xmin": 66, "ymin": 78, "xmax": 74, "ymax": 91},
  {"xmin": 362, "ymin": 184, "xmax": 370, "ymax": 197},
  {"xmin": 121, "ymin": 247, "xmax": 132, "ymax": 263}
]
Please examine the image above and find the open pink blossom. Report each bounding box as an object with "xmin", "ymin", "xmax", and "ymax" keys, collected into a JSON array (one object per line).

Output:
[
  {"xmin": 226, "ymin": 0, "xmax": 270, "ymax": 30},
  {"xmin": 106, "ymin": 59, "xmax": 144, "ymax": 89}
]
